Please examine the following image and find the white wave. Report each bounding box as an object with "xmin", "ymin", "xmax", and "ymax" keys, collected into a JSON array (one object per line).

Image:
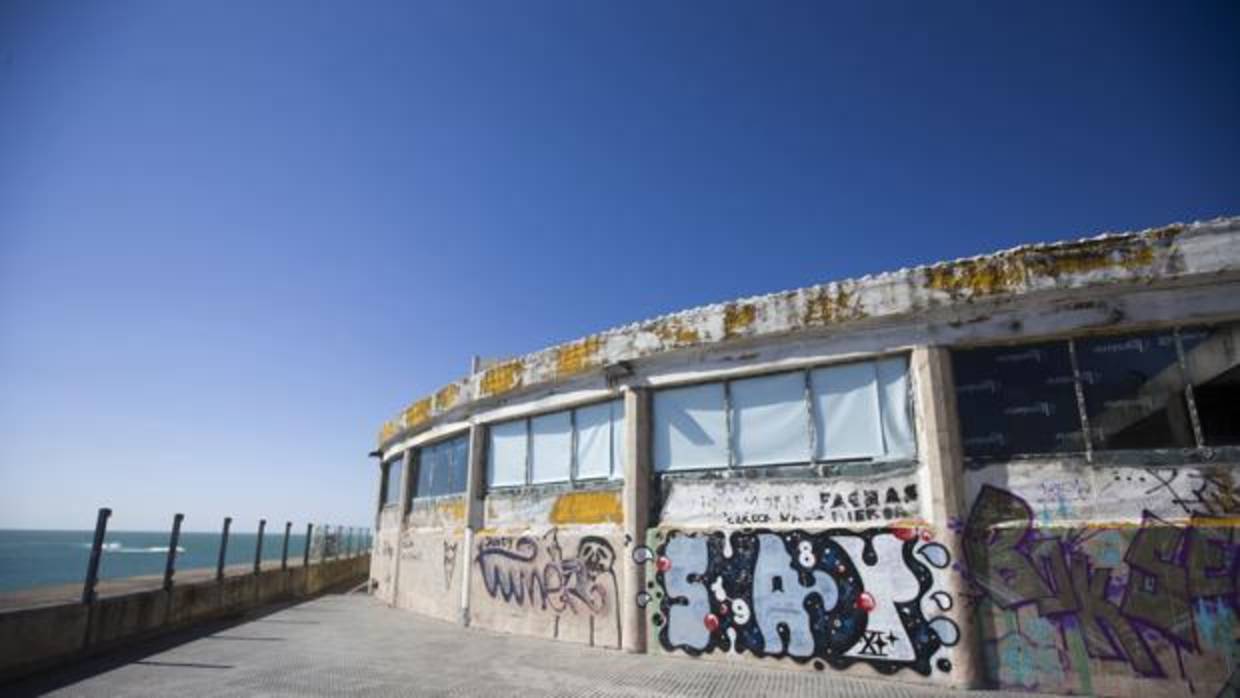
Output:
[{"xmin": 82, "ymin": 542, "xmax": 186, "ymax": 554}]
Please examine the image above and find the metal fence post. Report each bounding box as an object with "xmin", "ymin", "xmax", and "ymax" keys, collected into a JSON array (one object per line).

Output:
[
  {"xmin": 303, "ymin": 523, "xmax": 313, "ymax": 567},
  {"xmin": 281, "ymin": 521, "xmax": 292, "ymax": 571},
  {"xmin": 254, "ymin": 519, "xmax": 266, "ymax": 574},
  {"xmin": 81, "ymin": 507, "xmax": 112, "ymax": 604},
  {"xmin": 216, "ymin": 517, "xmax": 232, "ymax": 581},
  {"xmin": 162, "ymin": 513, "xmax": 184, "ymax": 591}
]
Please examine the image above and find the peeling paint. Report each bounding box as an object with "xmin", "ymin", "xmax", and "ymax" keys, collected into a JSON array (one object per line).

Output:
[
  {"xmin": 479, "ymin": 359, "xmax": 524, "ymax": 397},
  {"xmin": 549, "ymin": 490, "xmax": 623, "ymax": 525},
  {"xmin": 436, "ymin": 498, "xmax": 466, "ymax": 522},
  {"xmin": 723, "ymin": 303, "xmax": 757, "ymax": 338},
  {"xmin": 434, "ymin": 384, "xmax": 461, "ymax": 412},
  {"xmin": 555, "ymin": 336, "xmax": 602, "ymax": 379}
]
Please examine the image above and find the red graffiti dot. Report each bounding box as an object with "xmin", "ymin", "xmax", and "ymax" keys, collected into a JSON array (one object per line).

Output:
[
  {"xmin": 704, "ymin": 614, "xmax": 720, "ymax": 632},
  {"xmin": 855, "ymin": 592, "xmax": 876, "ymax": 613},
  {"xmin": 893, "ymin": 527, "xmax": 917, "ymax": 541},
  {"xmin": 656, "ymin": 556, "xmax": 672, "ymax": 573},
  {"xmin": 920, "ymin": 529, "xmax": 933, "ymax": 542}
]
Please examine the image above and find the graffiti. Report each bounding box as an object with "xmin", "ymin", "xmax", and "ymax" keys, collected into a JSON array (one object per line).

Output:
[
  {"xmin": 443, "ymin": 541, "xmax": 458, "ymax": 589},
  {"xmin": 475, "ymin": 530, "xmax": 617, "ymax": 618},
  {"xmin": 660, "ymin": 477, "xmax": 921, "ymax": 528},
  {"xmin": 647, "ymin": 527, "xmax": 958, "ymax": 676},
  {"xmin": 964, "ymin": 484, "xmax": 1240, "ymax": 686}
]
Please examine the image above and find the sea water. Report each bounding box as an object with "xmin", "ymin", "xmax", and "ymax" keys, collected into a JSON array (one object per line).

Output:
[{"xmin": 0, "ymin": 529, "xmax": 315, "ymax": 593}]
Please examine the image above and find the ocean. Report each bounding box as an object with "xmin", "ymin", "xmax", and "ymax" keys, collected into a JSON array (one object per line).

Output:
[{"xmin": 0, "ymin": 528, "xmax": 328, "ymax": 593}]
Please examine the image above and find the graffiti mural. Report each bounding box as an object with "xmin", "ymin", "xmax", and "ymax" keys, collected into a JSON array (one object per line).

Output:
[
  {"xmin": 475, "ymin": 530, "xmax": 619, "ymax": 621},
  {"xmin": 644, "ymin": 527, "xmax": 959, "ymax": 676},
  {"xmin": 962, "ymin": 479, "xmax": 1240, "ymax": 695}
]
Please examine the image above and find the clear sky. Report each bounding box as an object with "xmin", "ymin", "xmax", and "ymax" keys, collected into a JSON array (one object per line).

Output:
[{"xmin": 1, "ymin": 1, "xmax": 1237, "ymax": 532}]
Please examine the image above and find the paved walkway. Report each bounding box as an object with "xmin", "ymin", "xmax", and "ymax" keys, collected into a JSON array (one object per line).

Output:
[{"xmin": 7, "ymin": 590, "xmax": 1050, "ymax": 698}]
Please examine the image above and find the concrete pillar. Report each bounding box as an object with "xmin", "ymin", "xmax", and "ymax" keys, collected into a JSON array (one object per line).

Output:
[
  {"xmin": 620, "ymin": 387, "xmax": 651, "ymax": 653},
  {"xmin": 910, "ymin": 346, "xmax": 983, "ymax": 688},
  {"xmin": 460, "ymin": 423, "xmax": 487, "ymax": 626},
  {"xmin": 388, "ymin": 448, "xmax": 414, "ymax": 607}
]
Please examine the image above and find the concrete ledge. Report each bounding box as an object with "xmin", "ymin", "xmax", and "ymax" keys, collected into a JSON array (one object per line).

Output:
[{"xmin": 0, "ymin": 554, "xmax": 370, "ymax": 683}]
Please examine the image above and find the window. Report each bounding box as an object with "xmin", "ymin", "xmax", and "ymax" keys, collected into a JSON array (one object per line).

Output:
[
  {"xmin": 952, "ymin": 342, "xmax": 1083, "ymax": 458},
  {"xmin": 486, "ymin": 399, "xmax": 625, "ymax": 489},
  {"xmin": 410, "ymin": 433, "xmax": 470, "ymax": 501},
  {"xmin": 1181, "ymin": 325, "xmax": 1240, "ymax": 447},
  {"xmin": 653, "ymin": 356, "xmax": 916, "ymax": 473},
  {"xmin": 1075, "ymin": 331, "xmax": 1193, "ymax": 449},
  {"xmin": 653, "ymin": 383, "xmax": 728, "ymax": 471},
  {"xmin": 381, "ymin": 456, "xmax": 402, "ymax": 507},
  {"xmin": 953, "ymin": 324, "xmax": 1240, "ymax": 460}
]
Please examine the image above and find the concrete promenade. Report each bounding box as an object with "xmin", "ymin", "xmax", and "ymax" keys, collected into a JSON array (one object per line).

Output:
[{"xmin": 5, "ymin": 589, "xmax": 1054, "ymax": 698}]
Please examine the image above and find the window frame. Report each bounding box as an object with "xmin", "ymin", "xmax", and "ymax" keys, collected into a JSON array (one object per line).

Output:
[
  {"xmin": 952, "ymin": 324, "xmax": 1231, "ymax": 465},
  {"xmin": 380, "ymin": 455, "xmax": 403, "ymax": 510},
  {"xmin": 652, "ymin": 353, "xmax": 918, "ymax": 476},
  {"xmin": 407, "ymin": 431, "xmax": 472, "ymax": 504},
  {"xmin": 484, "ymin": 398, "xmax": 625, "ymax": 492}
]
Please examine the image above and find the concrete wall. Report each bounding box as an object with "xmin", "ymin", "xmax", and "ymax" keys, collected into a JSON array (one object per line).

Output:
[
  {"xmin": 371, "ymin": 505, "xmax": 402, "ymax": 604},
  {"xmin": 467, "ymin": 485, "xmax": 625, "ymax": 648},
  {"xmin": 395, "ymin": 496, "xmax": 467, "ymax": 623},
  {"xmin": 368, "ymin": 217, "xmax": 1240, "ymax": 695},
  {"xmin": 962, "ymin": 460, "xmax": 1240, "ymax": 697},
  {"xmin": 0, "ymin": 554, "xmax": 369, "ymax": 683}
]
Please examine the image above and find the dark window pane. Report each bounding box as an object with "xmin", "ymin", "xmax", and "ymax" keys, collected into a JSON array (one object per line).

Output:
[
  {"xmin": 444, "ymin": 436, "xmax": 470, "ymax": 494},
  {"xmin": 1181, "ymin": 325, "xmax": 1240, "ymax": 447},
  {"xmin": 1075, "ymin": 331, "xmax": 1194, "ymax": 450},
  {"xmin": 953, "ymin": 342, "xmax": 1084, "ymax": 458},
  {"xmin": 415, "ymin": 446, "xmax": 435, "ymax": 497},
  {"xmin": 383, "ymin": 458, "xmax": 402, "ymax": 506}
]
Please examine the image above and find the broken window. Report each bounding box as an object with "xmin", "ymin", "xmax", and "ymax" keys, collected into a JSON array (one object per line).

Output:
[
  {"xmin": 1181, "ymin": 325, "xmax": 1240, "ymax": 447},
  {"xmin": 1075, "ymin": 331, "xmax": 1194, "ymax": 449}
]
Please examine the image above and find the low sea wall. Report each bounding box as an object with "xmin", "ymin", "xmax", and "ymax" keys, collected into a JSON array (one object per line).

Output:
[{"xmin": 0, "ymin": 553, "xmax": 370, "ymax": 682}]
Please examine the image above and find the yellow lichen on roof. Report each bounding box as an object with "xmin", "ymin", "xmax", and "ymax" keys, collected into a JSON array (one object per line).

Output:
[
  {"xmin": 434, "ymin": 383, "xmax": 460, "ymax": 412},
  {"xmin": 479, "ymin": 359, "xmax": 524, "ymax": 397},
  {"xmin": 723, "ymin": 303, "xmax": 756, "ymax": 338},
  {"xmin": 403, "ymin": 398, "xmax": 432, "ymax": 429},
  {"xmin": 555, "ymin": 336, "xmax": 602, "ymax": 379}
]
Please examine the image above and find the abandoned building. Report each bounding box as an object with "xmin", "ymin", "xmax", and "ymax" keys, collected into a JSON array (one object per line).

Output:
[{"xmin": 370, "ymin": 215, "xmax": 1240, "ymax": 697}]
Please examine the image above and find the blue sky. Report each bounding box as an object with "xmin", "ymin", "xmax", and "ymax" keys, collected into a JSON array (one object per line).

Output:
[{"xmin": 1, "ymin": 1, "xmax": 1237, "ymax": 531}]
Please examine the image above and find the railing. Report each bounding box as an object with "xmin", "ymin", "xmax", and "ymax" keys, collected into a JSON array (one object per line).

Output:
[{"xmin": 78, "ymin": 508, "xmax": 373, "ymax": 605}]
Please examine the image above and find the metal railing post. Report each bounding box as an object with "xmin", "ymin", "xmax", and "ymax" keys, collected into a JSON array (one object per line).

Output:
[
  {"xmin": 254, "ymin": 519, "xmax": 266, "ymax": 574},
  {"xmin": 303, "ymin": 523, "xmax": 313, "ymax": 567},
  {"xmin": 281, "ymin": 521, "xmax": 292, "ymax": 570},
  {"xmin": 81, "ymin": 507, "xmax": 112, "ymax": 604},
  {"xmin": 162, "ymin": 513, "xmax": 184, "ymax": 591},
  {"xmin": 216, "ymin": 517, "xmax": 232, "ymax": 581}
]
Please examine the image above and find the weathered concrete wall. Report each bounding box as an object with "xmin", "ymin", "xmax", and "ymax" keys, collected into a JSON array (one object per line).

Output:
[
  {"xmin": 962, "ymin": 461, "xmax": 1240, "ymax": 697},
  {"xmin": 395, "ymin": 497, "xmax": 467, "ymax": 623},
  {"xmin": 643, "ymin": 466, "xmax": 966, "ymax": 686},
  {"xmin": 0, "ymin": 554, "xmax": 369, "ymax": 682},
  {"xmin": 378, "ymin": 217, "xmax": 1240, "ymax": 451},
  {"xmin": 371, "ymin": 506, "xmax": 402, "ymax": 604},
  {"xmin": 467, "ymin": 486, "xmax": 626, "ymax": 648}
]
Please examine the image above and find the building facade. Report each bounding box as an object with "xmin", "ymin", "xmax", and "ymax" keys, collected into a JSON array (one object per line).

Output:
[{"xmin": 370, "ymin": 216, "xmax": 1240, "ymax": 696}]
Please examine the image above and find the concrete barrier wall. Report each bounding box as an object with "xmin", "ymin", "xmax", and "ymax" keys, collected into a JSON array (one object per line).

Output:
[
  {"xmin": 0, "ymin": 554, "xmax": 369, "ymax": 683},
  {"xmin": 963, "ymin": 461, "xmax": 1240, "ymax": 697},
  {"xmin": 466, "ymin": 485, "xmax": 625, "ymax": 649}
]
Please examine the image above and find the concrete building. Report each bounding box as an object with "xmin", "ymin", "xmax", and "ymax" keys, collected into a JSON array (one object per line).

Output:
[{"xmin": 370, "ymin": 216, "xmax": 1240, "ymax": 697}]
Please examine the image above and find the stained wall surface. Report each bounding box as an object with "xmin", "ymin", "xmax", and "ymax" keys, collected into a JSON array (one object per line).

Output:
[
  {"xmin": 368, "ymin": 217, "xmax": 1240, "ymax": 697},
  {"xmin": 469, "ymin": 486, "xmax": 626, "ymax": 649}
]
